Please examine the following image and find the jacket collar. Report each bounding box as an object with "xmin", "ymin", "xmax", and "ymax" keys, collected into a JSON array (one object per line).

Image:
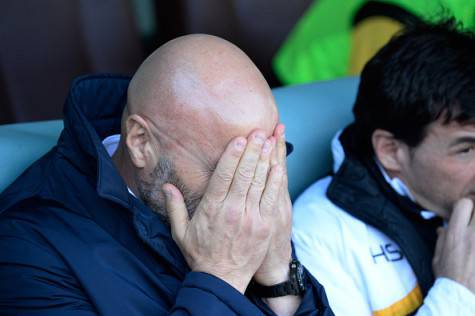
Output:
[
  {"xmin": 0, "ymin": 75, "xmax": 132, "ymax": 212},
  {"xmin": 59, "ymin": 74, "xmax": 132, "ymax": 208}
]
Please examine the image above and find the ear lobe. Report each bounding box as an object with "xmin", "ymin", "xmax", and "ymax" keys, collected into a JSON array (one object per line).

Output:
[
  {"xmin": 125, "ymin": 114, "xmax": 151, "ymax": 168},
  {"xmin": 371, "ymin": 129, "xmax": 404, "ymax": 173}
]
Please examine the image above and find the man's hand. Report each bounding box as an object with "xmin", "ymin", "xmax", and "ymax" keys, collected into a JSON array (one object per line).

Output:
[
  {"xmin": 163, "ymin": 130, "xmax": 283, "ymax": 294},
  {"xmin": 433, "ymin": 198, "xmax": 475, "ymax": 293}
]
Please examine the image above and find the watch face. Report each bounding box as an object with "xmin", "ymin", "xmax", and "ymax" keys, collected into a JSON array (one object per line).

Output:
[
  {"xmin": 293, "ymin": 260, "xmax": 306, "ymax": 292},
  {"xmin": 297, "ymin": 262, "xmax": 304, "ymax": 276}
]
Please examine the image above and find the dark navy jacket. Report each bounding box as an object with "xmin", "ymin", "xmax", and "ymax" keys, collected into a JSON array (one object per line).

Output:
[{"xmin": 0, "ymin": 75, "xmax": 333, "ymax": 315}]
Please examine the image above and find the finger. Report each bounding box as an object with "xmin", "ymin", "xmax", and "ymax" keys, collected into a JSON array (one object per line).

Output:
[
  {"xmin": 260, "ymin": 164, "xmax": 284, "ymax": 218},
  {"xmin": 281, "ymin": 167, "xmax": 289, "ymax": 192},
  {"xmin": 228, "ymin": 130, "xmax": 267, "ymax": 199},
  {"xmin": 277, "ymin": 124, "xmax": 287, "ymax": 165},
  {"xmin": 163, "ymin": 184, "xmax": 189, "ymax": 243},
  {"xmin": 205, "ymin": 136, "xmax": 247, "ymax": 201},
  {"xmin": 469, "ymin": 199, "xmax": 475, "ymax": 228},
  {"xmin": 279, "ymin": 173, "xmax": 291, "ymax": 211},
  {"xmin": 271, "ymin": 124, "xmax": 286, "ymax": 167},
  {"xmin": 448, "ymin": 198, "xmax": 474, "ymax": 233},
  {"xmin": 277, "ymin": 156, "xmax": 290, "ymax": 208},
  {"xmin": 246, "ymin": 137, "xmax": 274, "ymax": 209},
  {"xmin": 433, "ymin": 226, "xmax": 446, "ymax": 263}
]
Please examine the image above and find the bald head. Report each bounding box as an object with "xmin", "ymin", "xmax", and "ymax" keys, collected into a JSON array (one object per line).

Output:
[{"xmin": 127, "ymin": 34, "xmax": 277, "ymax": 159}]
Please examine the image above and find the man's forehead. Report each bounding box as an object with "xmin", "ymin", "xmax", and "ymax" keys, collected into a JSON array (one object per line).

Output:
[
  {"xmin": 428, "ymin": 119, "xmax": 475, "ymax": 135},
  {"xmin": 422, "ymin": 120, "xmax": 475, "ymax": 146}
]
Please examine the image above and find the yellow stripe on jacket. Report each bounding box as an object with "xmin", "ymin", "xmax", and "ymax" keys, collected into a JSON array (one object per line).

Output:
[{"xmin": 373, "ymin": 285, "xmax": 423, "ymax": 316}]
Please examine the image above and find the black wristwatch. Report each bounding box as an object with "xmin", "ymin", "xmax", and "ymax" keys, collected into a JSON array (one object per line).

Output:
[{"xmin": 251, "ymin": 260, "xmax": 306, "ymax": 297}]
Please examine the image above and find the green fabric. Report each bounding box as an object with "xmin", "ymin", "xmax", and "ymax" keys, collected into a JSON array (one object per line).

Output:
[
  {"xmin": 275, "ymin": 32, "xmax": 350, "ymax": 85},
  {"xmin": 274, "ymin": 0, "xmax": 475, "ymax": 85},
  {"xmin": 274, "ymin": 0, "xmax": 364, "ymax": 84}
]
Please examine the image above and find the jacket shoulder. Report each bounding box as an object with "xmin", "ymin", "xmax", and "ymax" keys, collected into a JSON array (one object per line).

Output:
[{"xmin": 293, "ymin": 176, "xmax": 368, "ymax": 243}]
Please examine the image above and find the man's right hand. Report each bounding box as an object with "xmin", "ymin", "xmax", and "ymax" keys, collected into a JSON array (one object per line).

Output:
[
  {"xmin": 163, "ymin": 130, "xmax": 283, "ymax": 294},
  {"xmin": 433, "ymin": 198, "xmax": 475, "ymax": 293}
]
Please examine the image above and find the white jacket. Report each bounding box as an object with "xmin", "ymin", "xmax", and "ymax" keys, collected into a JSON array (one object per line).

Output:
[{"xmin": 292, "ymin": 135, "xmax": 475, "ymax": 316}]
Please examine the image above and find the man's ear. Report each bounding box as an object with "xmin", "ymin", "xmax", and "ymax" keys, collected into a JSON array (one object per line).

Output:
[
  {"xmin": 371, "ymin": 129, "xmax": 406, "ymax": 173},
  {"xmin": 125, "ymin": 114, "xmax": 155, "ymax": 168}
]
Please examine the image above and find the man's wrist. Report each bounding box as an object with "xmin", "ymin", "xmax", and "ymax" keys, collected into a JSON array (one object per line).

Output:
[
  {"xmin": 193, "ymin": 267, "xmax": 251, "ymax": 294},
  {"xmin": 251, "ymin": 260, "xmax": 307, "ymax": 298},
  {"xmin": 254, "ymin": 263, "xmax": 290, "ymax": 286}
]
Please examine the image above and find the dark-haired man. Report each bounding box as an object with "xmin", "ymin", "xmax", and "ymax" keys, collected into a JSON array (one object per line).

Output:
[{"xmin": 293, "ymin": 20, "xmax": 475, "ymax": 315}]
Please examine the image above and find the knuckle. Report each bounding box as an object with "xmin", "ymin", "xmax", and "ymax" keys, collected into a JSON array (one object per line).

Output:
[
  {"xmin": 255, "ymin": 230, "xmax": 269, "ymax": 243},
  {"xmin": 214, "ymin": 170, "xmax": 234, "ymax": 184},
  {"xmin": 251, "ymin": 176, "xmax": 266, "ymax": 191},
  {"xmin": 261, "ymin": 195, "xmax": 273, "ymax": 207},
  {"xmin": 229, "ymin": 146, "xmax": 244, "ymax": 158},
  {"xmin": 266, "ymin": 184, "xmax": 280, "ymax": 201},
  {"xmin": 224, "ymin": 206, "xmax": 242, "ymax": 224},
  {"xmin": 200, "ymin": 195, "xmax": 217, "ymax": 210},
  {"xmin": 237, "ymin": 164, "xmax": 255, "ymax": 181},
  {"xmin": 247, "ymin": 215, "xmax": 269, "ymax": 237},
  {"xmin": 241, "ymin": 215, "xmax": 254, "ymax": 234},
  {"xmin": 246, "ymin": 195, "xmax": 259, "ymax": 212},
  {"xmin": 256, "ymin": 223, "xmax": 271, "ymax": 240},
  {"xmin": 232, "ymin": 183, "xmax": 250, "ymax": 198},
  {"xmin": 260, "ymin": 196, "xmax": 276, "ymax": 213}
]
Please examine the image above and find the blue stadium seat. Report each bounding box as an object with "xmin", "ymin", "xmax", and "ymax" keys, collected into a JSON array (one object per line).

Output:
[
  {"xmin": 0, "ymin": 77, "xmax": 359, "ymax": 200},
  {"xmin": 275, "ymin": 77, "xmax": 358, "ymax": 199},
  {"xmin": 0, "ymin": 120, "xmax": 63, "ymax": 193}
]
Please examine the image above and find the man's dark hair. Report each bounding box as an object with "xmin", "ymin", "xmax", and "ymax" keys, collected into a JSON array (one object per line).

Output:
[{"xmin": 352, "ymin": 18, "xmax": 475, "ymax": 157}]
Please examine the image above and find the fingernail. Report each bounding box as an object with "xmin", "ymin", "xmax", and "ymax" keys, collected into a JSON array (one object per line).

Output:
[
  {"xmin": 280, "ymin": 125, "xmax": 286, "ymax": 136},
  {"xmin": 162, "ymin": 186, "xmax": 172, "ymax": 199},
  {"xmin": 254, "ymin": 132, "xmax": 265, "ymax": 145},
  {"xmin": 235, "ymin": 137, "xmax": 246, "ymax": 151},
  {"xmin": 262, "ymin": 139, "xmax": 272, "ymax": 154}
]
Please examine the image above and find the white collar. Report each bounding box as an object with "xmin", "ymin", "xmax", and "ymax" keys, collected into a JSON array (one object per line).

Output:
[{"xmin": 102, "ymin": 134, "xmax": 137, "ymax": 198}]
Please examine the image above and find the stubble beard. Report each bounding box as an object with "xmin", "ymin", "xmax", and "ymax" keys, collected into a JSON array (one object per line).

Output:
[{"xmin": 137, "ymin": 157, "xmax": 202, "ymax": 222}]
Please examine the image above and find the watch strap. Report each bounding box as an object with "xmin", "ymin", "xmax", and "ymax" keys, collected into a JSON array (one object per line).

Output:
[{"xmin": 250, "ymin": 260, "xmax": 306, "ymax": 298}]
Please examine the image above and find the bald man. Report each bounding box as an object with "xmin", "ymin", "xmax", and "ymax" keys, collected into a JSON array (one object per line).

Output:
[{"xmin": 0, "ymin": 35, "xmax": 333, "ymax": 315}]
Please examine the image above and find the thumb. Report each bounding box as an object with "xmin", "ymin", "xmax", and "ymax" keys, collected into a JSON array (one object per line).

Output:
[
  {"xmin": 162, "ymin": 183, "xmax": 189, "ymax": 243},
  {"xmin": 433, "ymin": 226, "xmax": 446, "ymax": 264},
  {"xmin": 449, "ymin": 198, "xmax": 473, "ymax": 233}
]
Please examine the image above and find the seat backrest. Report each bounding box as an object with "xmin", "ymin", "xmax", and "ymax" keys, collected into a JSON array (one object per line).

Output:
[
  {"xmin": 275, "ymin": 77, "xmax": 358, "ymax": 199},
  {"xmin": 0, "ymin": 120, "xmax": 63, "ymax": 192},
  {"xmin": 0, "ymin": 77, "xmax": 359, "ymax": 199}
]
